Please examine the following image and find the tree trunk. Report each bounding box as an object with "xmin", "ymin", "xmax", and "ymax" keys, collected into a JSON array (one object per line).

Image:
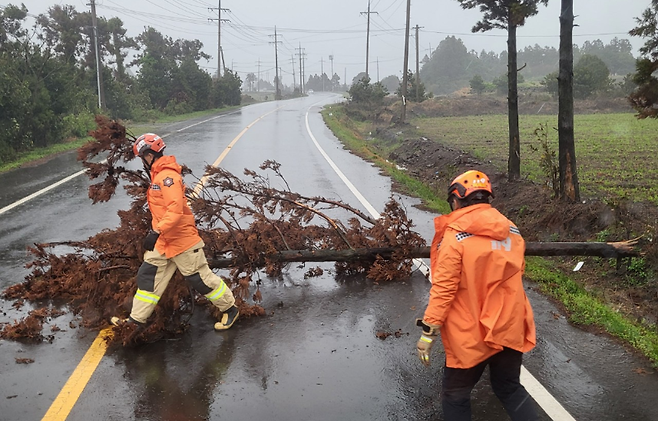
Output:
[
  {"xmin": 558, "ymin": 0, "xmax": 581, "ymax": 202},
  {"xmin": 507, "ymin": 21, "xmax": 521, "ymax": 181},
  {"xmin": 207, "ymin": 240, "xmax": 638, "ymax": 269}
]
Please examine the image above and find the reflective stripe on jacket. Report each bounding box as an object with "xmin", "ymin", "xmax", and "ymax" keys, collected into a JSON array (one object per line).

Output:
[
  {"xmin": 423, "ymin": 203, "xmax": 536, "ymax": 369},
  {"xmin": 148, "ymin": 155, "xmax": 201, "ymax": 258}
]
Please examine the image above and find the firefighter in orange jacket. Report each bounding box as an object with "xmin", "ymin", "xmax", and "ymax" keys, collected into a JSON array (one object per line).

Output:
[
  {"xmin": 416, "ymin": 170, "xmax": 538, "ymax": 421},
  {"xmin": 111, "ymin": 133, "xmax": 239, "ymax": 331}
]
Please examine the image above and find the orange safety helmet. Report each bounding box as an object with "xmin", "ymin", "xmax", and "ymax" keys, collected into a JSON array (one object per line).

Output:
[
  {"xmin": 133, "ymin": 133, "xmax": 166, "ymax": 157},
  {"xmin": 447, "ymin": 170, "xmax": 493, "ymax": 200}
]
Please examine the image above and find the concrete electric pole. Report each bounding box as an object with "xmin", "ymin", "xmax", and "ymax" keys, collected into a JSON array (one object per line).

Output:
[
  {"xmin": 401, "ymin": 0, "xmax": 411, "ymax": 123},
  {"xmin": 360, "ymin": 1, "xmax": 377, "ymax": 79},
  {"xmin": 209, "ymin": 1, "xmax": 229, "ymax": 77},
  {"xmin": 88, "ymin": 0, "xmax": 104, "ymax": 109},
  {"xmin": 270, "ymin": 27, "xmax": 282, "ymax": 100}
]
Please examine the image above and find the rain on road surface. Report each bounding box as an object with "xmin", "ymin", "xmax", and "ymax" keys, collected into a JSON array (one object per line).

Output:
[{"xmin": 1, "ymin": 93, "xmax": 657, "ymax": 421}]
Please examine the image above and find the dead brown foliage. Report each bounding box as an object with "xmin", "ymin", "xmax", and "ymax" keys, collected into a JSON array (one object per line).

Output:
[{"xmin": 0, "ymin": 116, "xmax": 426, "ymax": 346}]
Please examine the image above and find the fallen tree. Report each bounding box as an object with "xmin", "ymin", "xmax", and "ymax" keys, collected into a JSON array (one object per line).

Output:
[
  {"xmin": 0, "ymin": 117, "xmax": 642, "ymax": 346},
  {"xmin": 207, "ymin": 239, "xmax": 640, "ymax": 268}
]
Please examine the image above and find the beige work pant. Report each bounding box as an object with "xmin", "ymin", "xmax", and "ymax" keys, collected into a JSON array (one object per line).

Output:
[{"xmin": 130, "ymin": 241, "xmax": 235, "ymax": 324}]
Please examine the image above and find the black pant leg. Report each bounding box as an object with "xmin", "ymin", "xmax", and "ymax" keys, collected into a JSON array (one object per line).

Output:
[
  {"xmin": 489, "ymin": 348, "xmax": 539, "ymax": 421},
  {"xmin": 441, "ymin": 360, "xmax": 488, "ymax": 421}
]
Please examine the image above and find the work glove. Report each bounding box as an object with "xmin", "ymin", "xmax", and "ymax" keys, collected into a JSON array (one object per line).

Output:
[
  {"xmin": 416, "ymin": 318, "xmax": 441, "ymax": 367},
  {"xmin": 143, "ymin": 230, "xmax": 160, "ymax": 251}
]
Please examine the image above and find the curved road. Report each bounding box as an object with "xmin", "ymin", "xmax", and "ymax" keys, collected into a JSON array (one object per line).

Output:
[{"xmin": 1, "ymin": 93, "xmax": 657, "ymax": 420}]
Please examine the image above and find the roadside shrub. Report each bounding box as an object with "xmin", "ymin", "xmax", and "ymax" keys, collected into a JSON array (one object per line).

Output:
[
  {"xmin": 530, "ymin": 123, "xmax": 559, "ymax": 197},
  {"xmin": 541, "ymin": 72, "xmax": 559, "ymax": 98},
  {"xmin": 348, "ymin": 76, "xmax": 387, "ymax": 106},
  {"xmin": 493, "ymin": 72, "xmax": 525, "ymax": 94},
  {"xmin": 62, "ymin": 112, "xmax": 96, "ymax": 139},
  {"xmin": 0, "ymin": 141, "xmax": 17, "ymax": 166},
  {"xmin": 470, "ymin": 75, "xmax": 486, "ymax": 95},
  {"xmin": 164, "ymin": 99, "xmax": 193, "ymax": 116}
]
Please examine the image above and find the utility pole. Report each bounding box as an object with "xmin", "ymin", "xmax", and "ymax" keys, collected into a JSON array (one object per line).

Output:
[
  {"xmin": 269, "ymin": 27, "xmax": 282, "ymax": 100},
  {"xmin": 401, "ymin": 0, "xmax": 411, "ymax": 123},
  {"xmin": 329, "ymin": 54, "xmax": 334, "ymax": 91},
  {"xmin": 209, "ymin": 1, "xmax": 229, "ymax": 77},
  {"xmin": 88, "ymin": 0, "xmax": 104, "ymax": 109},
  {"xmin": 377, "ymin": 57, "xmax": 380, "ymax": 82},
  {"xmin": 296, "ymin": 43, "xmax": 306, "ymax": 94},
  {"xmin": 321, "ymin": 57, "xmax": 325, "ymax": 91},
  {"xmin": 361, "ymin": 1, "xmax": 377, "ymax": 79},
  {"xmin": 257, "ymin": 58, "xmax": 261, "ymax": 92},
  {"xmin": 291, "ymin": 55, "xmax": 296, "ymax": 91},
  {"xmin": 414, "ymin": 24, "xmax": 423, "ymax": 102}
]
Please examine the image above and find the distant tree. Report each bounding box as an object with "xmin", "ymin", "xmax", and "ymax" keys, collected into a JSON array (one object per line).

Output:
[
  {"xmin": 104, "ymin": 17, "xmax": 136, "ymax": 83},
  {"xmin": 420, "ymin": 36, "xmax": 474, "ymax": 94},
  {"xmin": 352, "ymin": 72, "xmax": 367, "ymax": 86},
  {"xmin": 456, "ymin": 0, "xmax": 549, "ymax": 181},
  {"xmin": 541, "ymin": 72, "xmax": 559, "ymax": 97},
  {"xmin": 331, "ymin": 73, "xmax": 341, "ymax": 91},
  {"xmin": 618, "ymin": 73, "xmax": 638, "ymax": 96},
  {"xmin": 212, "ymin": 70, "xmax": 242, "ymax": 107},
  {"xmin": 36, "ymin": 5, "xmax": 86, "ymax": 66},
  {"xmin": 380, "ymin": 75, "xmax": 400, "ymax": 93},
  {"xmin": 518, "ymin": 44, "xmax": 559, "ymax": 77},
  {"xmin": 245, "ymin": 73, "xmax": 256, "ymax": 91},
  {"xmin": 396, "ymin": 70, "xmax": 429, "ymax": 102},
  {"xmin": 493, "ymin": 72, "xmax": 524, "ymax": 94},
  {"xmin": 470, "ymin": 74, "xmax": 486, "ymax": 95},
  {"xmin": 573, "ymin": 54, "xmax": 611, "ymax": 99},
  {"xmin": 348, "ymin": 76, "xmax": 387, "ymax": 106},
  {"xmin": 628, "ymin": 0, "xmax": 658, "ymax": 118},
  {"xmin": 581, "ymin": 37, "xmax": 636, "ymax": 76}
]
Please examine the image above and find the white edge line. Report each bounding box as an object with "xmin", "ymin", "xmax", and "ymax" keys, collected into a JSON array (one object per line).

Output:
[
  {"xmin": 0, "ymin": 169, "xmax": 86, "ymax": 216},
  {"xmin": 304, "ymin": 99, "xmax": 576, "ymax": 421},
  {"xmin": 303, "ymin": 101, "xmax": 429, "ymax": 276},
  {"xmin": 521, "ymin": 366, "xmax": 577, "ymax": 421}
]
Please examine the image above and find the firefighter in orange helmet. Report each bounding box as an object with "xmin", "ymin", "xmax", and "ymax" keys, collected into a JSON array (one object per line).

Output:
[
  {"xmin": 416, "ymin": 170, "xmax": 538, "ymax": 421},
  {"xmin": 111, "ymin": 133, "xmax": 239, "ymax": 331}
]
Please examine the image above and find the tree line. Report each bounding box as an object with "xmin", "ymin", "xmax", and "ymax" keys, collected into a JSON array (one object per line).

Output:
[
  {"xmin": 0, "ymin": 4, "xmax": 242, "ymax": 166},
  {"xmin": 422, "ymin": 35, "xmax": 637, "ymax": 96}
]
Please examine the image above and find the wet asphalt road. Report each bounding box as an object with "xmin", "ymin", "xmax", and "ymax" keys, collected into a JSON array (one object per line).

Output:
[{"xmin": 1, "ymin": 93, "xmax": 658, "ymax": 420}]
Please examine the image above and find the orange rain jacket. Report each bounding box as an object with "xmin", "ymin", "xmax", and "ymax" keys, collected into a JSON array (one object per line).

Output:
[
  {"xmin": 423, "ymin": 203, "xmax": 536, "ymax": 369},
  {"xmin": 147, "ymin": 155, "xmax": 202, "ymax": 258}
]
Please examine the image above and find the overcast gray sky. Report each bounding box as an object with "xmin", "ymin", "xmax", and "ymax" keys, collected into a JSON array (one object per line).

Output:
[{"xmin": 19, "ymin": 1, "xmax": 653, "ymax": 85}]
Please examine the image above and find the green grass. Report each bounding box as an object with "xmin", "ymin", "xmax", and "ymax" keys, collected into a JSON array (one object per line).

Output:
[
  {"xmin": 323, "ymin": 103, "xmax": 658, "ymax": 367},
  {"xmin": 413, "ymin": 113, "xmax": 658, "ymax": 203},
  {"xmin": 525, "ymin": 257, "xmax": 658, "ymax": 366}
]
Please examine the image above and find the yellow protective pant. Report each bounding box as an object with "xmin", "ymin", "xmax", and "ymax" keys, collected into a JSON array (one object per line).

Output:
[{"xmin": 129, "ymin": 241, "xmax": 235, "ymax": 324}]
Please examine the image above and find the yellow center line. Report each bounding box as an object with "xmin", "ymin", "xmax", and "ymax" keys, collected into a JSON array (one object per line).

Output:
[
  {"xmin": 192, "ymin": 105, "xmax": 284, "ymax": 196},
  {"xmin": 41, "ymin": 105, "xmax": 284, "ymax": 421},
  {"xmin": 41, "ymin": 328, "xmax": 112, "ymax": 421}
]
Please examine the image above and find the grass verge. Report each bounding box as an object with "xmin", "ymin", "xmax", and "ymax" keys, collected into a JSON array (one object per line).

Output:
[
  {"xmin": 322, "ymin": 104, "xmax": 658, "ymax": 368},
  {"xmin": 525, "ymin": 256, "xmax": 658, "ymax": 366},
  {"xmin": 0, "ymin": 138, "xmax": 92, "ymax": 173}
]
